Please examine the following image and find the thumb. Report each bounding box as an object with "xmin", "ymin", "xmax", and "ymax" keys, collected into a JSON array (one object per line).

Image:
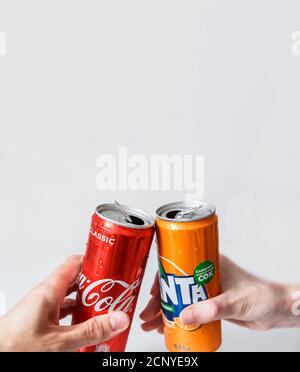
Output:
[
  {"xmin": 60, "ymin": 311, "xmax": 130, "ymax": 351},
  {"xmin": 180, "ymin": 294, "xmax": 235, "ymax": 325}
]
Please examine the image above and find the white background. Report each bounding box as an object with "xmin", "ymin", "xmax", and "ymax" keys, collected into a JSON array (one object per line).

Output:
[{"xmin": 1, "ymin": 0, "xmax": 300, "ymax": 352}]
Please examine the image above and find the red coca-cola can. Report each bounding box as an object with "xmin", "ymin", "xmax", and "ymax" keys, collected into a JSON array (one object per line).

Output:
[{"xmin": 72, "ymin": 202, "xmax": 155, "ymax": 352}]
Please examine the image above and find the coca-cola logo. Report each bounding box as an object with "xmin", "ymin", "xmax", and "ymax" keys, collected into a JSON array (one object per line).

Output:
[{"xmin": 78, "ymin": 274, "xmax": 141, "ymax": 313}]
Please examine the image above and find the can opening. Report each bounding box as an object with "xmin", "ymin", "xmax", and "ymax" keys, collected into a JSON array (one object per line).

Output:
[
  {"xmin": 129, "ymin": 215, "xmax": 145, "ymax": 226},
  {"xmin": 166, "ymin": 210, "xmax": 181, "ymax": 219},
  {"xmin": 157, "ymin": 201, "xmax": 216, "ymax": 222},
  {"xmin": 96, "ymin": 203, "xmax": 155, "ymax": 229}
]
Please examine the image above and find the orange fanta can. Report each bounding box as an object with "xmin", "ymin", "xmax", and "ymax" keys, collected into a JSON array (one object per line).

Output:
[{"xmin": 156, "ymin": 201, "xmax": 222, "ymax": 352}]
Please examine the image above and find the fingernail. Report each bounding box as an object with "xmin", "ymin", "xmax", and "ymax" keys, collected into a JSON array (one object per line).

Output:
[
  {"xmin": 109, "ymin": 312, "xmax": 130, "ymax": 331},
  {"xmin": 180, "ymin": 308, "xmax": 196, "ymax": 325}
]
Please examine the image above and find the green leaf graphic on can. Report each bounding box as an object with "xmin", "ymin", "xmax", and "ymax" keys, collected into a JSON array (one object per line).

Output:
[
  {"xmin": 161, "ymin": 301, "xmax": 174, "ymax": 313},
  {"xmin": 158, "ymin": 260, "xmax": 168, "ymax": 283},
  {"xmin": 194, "ymin": 260, "xmax": 215, "ymax": 285}
]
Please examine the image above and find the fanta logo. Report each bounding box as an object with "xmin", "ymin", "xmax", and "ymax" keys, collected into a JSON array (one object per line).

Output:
[{"xmin": 159, "ymin": 274, "xmax": 208, "ymax": 306}]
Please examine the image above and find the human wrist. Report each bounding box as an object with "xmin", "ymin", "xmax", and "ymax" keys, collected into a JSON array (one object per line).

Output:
[
  {"xmin": 273, "ymin": 283, "xmax": 300, "ymax": 328},
  {"xmin": 0, "ymin": 318, "xmax": 15, "ymax": 352},
  {"xmin": 0, "ymin": 319, "xmax": 9, "ymax": 352}
]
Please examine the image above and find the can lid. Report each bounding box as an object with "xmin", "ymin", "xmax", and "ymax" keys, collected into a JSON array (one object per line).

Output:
[
  {"xmin": 96, "ymin": 202, "xmax": 155, "ymax": 229},
  {"xmin": 156, "ymin": 201, "xmax": 216, "ymax": 222}
]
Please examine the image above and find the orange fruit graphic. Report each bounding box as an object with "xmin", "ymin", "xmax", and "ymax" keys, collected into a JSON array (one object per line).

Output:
[{"xmin": 174, "ymin": 317, "xmax": 201, "ymax": 332}]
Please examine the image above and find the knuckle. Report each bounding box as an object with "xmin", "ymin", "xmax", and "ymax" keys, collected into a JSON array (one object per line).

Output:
[
  {"xmin": 46, "ymin": 332, "xmax": 66, "ymax": 352},
  {"xmin": 220, "ymin": 255, "xmax": 230, "ymax": 265},
  {"xmin": 86, "ymin": 318, "xmax": 104, "ymax": 345},
  {"xmin": 209, "ymin": 300, "xmax": 221, "ymax": 318},
  {"xmin": 246, "ymin": 322, "xmax": 272, "ymax": 332},
  {"xmin": 234, "ymin": 298, "xmax": 249, "ymax": 318},
  {"xmin": 43, "ymin": 280, "xmax": 60, "ymax": 301},
  {"xmin": 257, "ymin": 324, "xmax": 271, "ymax": 331},
  {"xmin": 66, "ymin": 255, "xmax": 82, "ymax": 265}
]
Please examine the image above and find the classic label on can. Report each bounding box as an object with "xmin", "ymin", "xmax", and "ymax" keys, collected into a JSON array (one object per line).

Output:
[{"xmin": 89, "ymin": 227, "xmax": 116, "ymax": 246}]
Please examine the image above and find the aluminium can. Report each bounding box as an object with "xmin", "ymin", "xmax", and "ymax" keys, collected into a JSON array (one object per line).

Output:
[
  {"xmin": 156, "ymin": 201, "xmax": 222, "ymax": 352},
  {"xmin": 73, "ymin": 202, "xmax": 155, "ymax": 352}
]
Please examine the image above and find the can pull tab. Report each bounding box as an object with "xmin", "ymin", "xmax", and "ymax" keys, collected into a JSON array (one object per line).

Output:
[
  {"xmin": 176, "ymin": 205, "xmax": 203, "ymax": 219},
  {"xmin": 114, "ymin": 201, "xmax": 133, "ymax": 224}
]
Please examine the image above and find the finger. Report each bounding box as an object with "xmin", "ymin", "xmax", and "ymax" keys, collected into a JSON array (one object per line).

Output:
[
  {"xmin": 157, "ymin": 326, "xmax": 164, "ymax": 335},
  {"xmin": 60, "ymin": 305, "xmax": 75, "ymax": 320},
  {"xmin": 150, "ymin": 274, "xmax": 160, "ymax": 297},
  {"xmin": 227, "ymin": 319, "xmax": 249, "ymax": 328},
  {"xmin": 227, "ymin": 319, "xmax": 267, "ymax": 331},
  {"xmin": 220, "ymin": 255, "xmax": 256, "ymax": 289},
  {"xmin": 58, "ymin": 311, "xmax": 130, "ymax": 351},
  {"xmin": 180, "ymin": 294, "xmax": 235, "ymax": 325},
  {"xmin": 43, "ymin": 255, "xmax": 83, "ymax": 302},
  {"xmin": 141, "ymin": 313, "xmax": 163, "ymax": 332},
  {"xmin": 140, "ymin": 296, "xmax": 161, "ymax": 321},
  {"xmin": 60, "ymin": 298, "xmax": 76, "ymax": 320},
  {"xmin": 67, "ymin": 281, "xmax": 78, "ymax": 296}
]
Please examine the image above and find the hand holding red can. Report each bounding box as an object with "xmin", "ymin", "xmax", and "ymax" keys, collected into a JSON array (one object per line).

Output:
[{"xmin": 72, "ymin": 202, "xmax": 155, "ymax": 352}]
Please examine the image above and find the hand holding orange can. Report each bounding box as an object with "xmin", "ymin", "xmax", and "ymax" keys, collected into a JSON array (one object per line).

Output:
[{"xmin": 155, "ymin": 201, "xmax": 222, "ymax": 352}]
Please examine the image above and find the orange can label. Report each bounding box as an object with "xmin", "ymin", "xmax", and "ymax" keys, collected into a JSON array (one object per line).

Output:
[{"xmin": 156, "ymin": 208, "xmax": 222, "ymax": 353}]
